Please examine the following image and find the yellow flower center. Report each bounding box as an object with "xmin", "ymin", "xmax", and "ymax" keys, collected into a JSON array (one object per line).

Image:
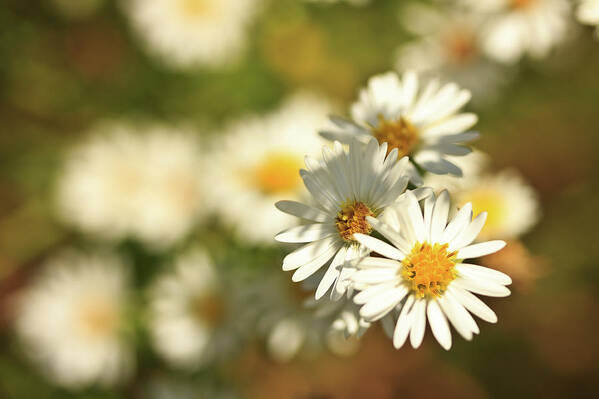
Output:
[
  {"xmin": 252, "ymin": 152, "xmax": 303, "ymax": 194},
  {"xmin": 190, "ymin": 293, "xmax": 227, "ymax": 329},
  {"xmin": 461, "ymin": 189, "xmax": 507, "ymax": 237},
  {"xmin": 179, "ymin": 0, "xmax": 214, "ymax": 20},
  {"xmin": 401, "ymin": 242, "xmax": 458, "ymax": 298},
  {"xmin": 371, "ymin": 115, "xmax": 419, "ymax": 157},
  {"xmin": 445, "ymin": 30, "xmax": 477, "ymax": 65},
  {"xmin": 510, "ymin": 0, "xmax": 535, "ymax": 10},
  {"xmin": 335, "ymin": 201, "xmax": 374, "ymax": 242},
  {"xmin": 77, "ymin": 298, "xmax": 119, "ymax": 339}
]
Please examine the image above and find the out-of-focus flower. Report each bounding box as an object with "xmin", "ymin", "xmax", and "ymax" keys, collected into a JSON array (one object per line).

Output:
[
  {"xmin": 454, "ymin": 170, "xmax": 540, "ymax": 240},
  {"xmin": 320, "ymin": 71, "xmax": 479, "ymax": 179},
  {"xmin": 57, "ymin": 123, "xmax": 206, "ymax": 250},
  {"xmin": 125, "ymin": 0, "xmax": 260, "ymax": 68},
  {"xmin": 205, "ymin": 93, "xmax": 330, "ymax": 245},
  {"xmin": 351, "ymin": 191, "xmax": 511, "ymax": 350},
  {"xmin": 396, "ymin": 4, "xmax": 510, "ymax": 102},
  {"xmin": 423, "ymin": 150, "xmax": 490, "ymax": 193},
  {"xmin": 462, "ymin": 0, "xmax": 570, "ymax": 63},
  {"xmin": 147, "ymin": 248, "xmax": 234, "ymax": 370},
  {"xmin": 577, "ymin": 0, "xmax": 599, "ymax": 38},
  {"xmin": 51, "ymin": 0, "xmax": 104, "ymax": 19},
  {"xmin": 275, "ymin": 138, "xmax": 421, "ymax": 301},
  {"xmin": 15, "ymin": 251, "xmax": 133, "ymax": 388}
]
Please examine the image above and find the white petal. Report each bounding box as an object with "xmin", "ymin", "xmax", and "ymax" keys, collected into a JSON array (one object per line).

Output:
[
  {"xmin": 437, "ymin": 295, "xmax": 476, "ymax": 341},
  {"xmin": 457, "ymin": 240, "xmax": 506, "ymax": 260},
  {"xmin": 353, "ymin": 282, "xmax": 397, "ymax": 304},
  {"xmin": 441, "ymin": 203, "xmax": 472, "ymax": 244},
  {"xmin": 409, "ymin": 298, "xmax": 427, "ymax": 348},
  {"xmin": 291, "ymin": 243, "xmax": 341, "ymax": 282},
  {"xmin": 275, "ymin": 201, "xmax": 329, "ymax": 222},
  {"xmin": 427, "ymin": 300, "xmax": 452, "ymax": 350},
  {"xmin": 283, "ymin": 237, "xmax": 338, "ymax": 271},
  {"xmin": 314, "ymin": 247, "xmax": 347, "ymax": 300},
  {"xmin": 275, "ymin": 224, "xmax": 336, "ymax": 243},
  {"xmin": 448, "ymin": 286, "xmax": 497, "ymax": 323},
  {"xmin": 448, "ymin": 212, "xmax": 487, "ymax": 252},
  {"xmin": 422, "ymin": 114, "xmax": 478, "ymax": 137},
  {"xmin": 360, "ymin": 287, "xmax": 407, "ymax": 321},
  {"xmin": 352, "ymin": 268, "xmax": 398, "ymax": 285},
  {"xmin": 453, "ymin": 277, "xmax": 511, "ymax": 297},
  {"xmin": 356, "ymin": 256, "xmax": 401, "ymax": 269},
  {"xmin": 430, "ymin": 190, "xmax": 450, "ymax": 243},
  {"xmin": 455, "ymin": 264, "xmax": 512, "ymax": 286},
  {"xmin": 393, "ymin": 295, "xmax": 415, "ymax": 349},
  {"xmin": 353, "ymin": 234, "xmax": 405, "ymax": 260}
]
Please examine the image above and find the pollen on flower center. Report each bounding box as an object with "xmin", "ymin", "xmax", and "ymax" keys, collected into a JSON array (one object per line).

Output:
[
  {"xmin": 445, "ymin": 30, "xmax": 477, "ymax": 65},
  {"xmin": 401, "ymin": 242, "xmax": 458, "ymax": 298},
  {"xmin": 371, "ymin": 115, "xmax": 419, "ymax": 157},
  {"xmin": 509, "ymin": 0, "xmax": 536, "ymax": 10},
  {"xmin": 253, "ymin": 152, "xmax": 303, "ymax": 194},
  {"xmin": 179, "ymin": 0, "xmax": 213, "ymax": 19},
  {"xmin": 190, "ymin": 293, "xmax": 227, "ymax": 328},
  {"xmin": 78, "ymin": 298, "xmax": 118, "ymax": 338},
  {"xmin": 335, "ymin": 201, "xmax": 374, "ymax": 242}
]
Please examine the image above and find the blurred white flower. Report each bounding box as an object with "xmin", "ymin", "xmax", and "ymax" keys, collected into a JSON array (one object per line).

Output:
[
  {"xmin": 205, "ymin": 93, "xmax": 330, "ymax": 245},
  {"xmin": 126, "ymin": 0, "xmax": 261, "ymax": 68},
  {"xmin": 423, "ymin": 150, "xmax": 490, "ymax": 193},
  {"xmin": 275, "ymin": 138, "xmax": 421, "ymax": 301},
  {"xmin": 462, "ymin": 0, "xmax": 570, "ymax": 63},
  {"xmin": 395, "ymin": 4, "xmax": 510, "ymax": 103},
  {"xmin": 267, "ymin": 317, "xmax": 307, "ymax": 362},
  {"xmin": 57, "ymin": 123, "xmax": 206, "ymax": 250},
  {"xmin": 51, "ymin": 0, "xmax": 104, "ymax": 19},
  {"xmin": 15, "ymin": 251, "xmax": 133, "ymax": 388},
  {"xmin": 351, "ymin": 191, "xmax": 511, "ymax": 350},
  {"xmin": 147, "ymin": 249, "xmax": 230, "ymax": 370},
  {"xmin": 320, "ymin": 71, "xmax": 479, "ymax": 178},
  {"xmin": 577, "ymin": 0, "xmax": 599, "ymax": 38},
  {"xmin": 453, "ymin": 170, "xmax": 541, "ymax": 240}
]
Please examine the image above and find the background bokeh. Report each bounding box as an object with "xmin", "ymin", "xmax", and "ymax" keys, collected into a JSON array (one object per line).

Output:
[{"xmin": 1, "ymin": 0, "xmax": 599, "ymax": 398}]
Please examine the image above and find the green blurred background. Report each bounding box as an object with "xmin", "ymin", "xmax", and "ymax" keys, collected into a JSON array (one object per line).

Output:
[{"xmin": 1, "ymin": 0, "xmax": 599, "ymax": 398}]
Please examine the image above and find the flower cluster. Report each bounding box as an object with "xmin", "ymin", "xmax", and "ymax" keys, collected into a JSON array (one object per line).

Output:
[{"xmin": 276, "ymin": 70, "xmax": 527, "ymax": 350}]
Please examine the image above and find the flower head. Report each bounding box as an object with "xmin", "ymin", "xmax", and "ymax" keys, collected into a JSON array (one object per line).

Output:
[
  {"xmin": 147, "ymin": 249, "xmax": 230, "ymax": 369},
  {"xmin": 205, "ymin": 93, "xmax": 330, "ymax": 244},
  {"xmin": 351, "ymin": 190, "xmax": 511, "ymax": 350},
  {"xmin": 57, "ymin": 123, "xmax": 206, "ymax": 249},
  {"xmin": 126, "ymin": 0, "xmax": 260, "ymax": 68},
  {"xmin": 577, "ymin": 0, "xmax": 599, "ymax": 38},
  {"xmin": 320, "ymin": 71, "xmax": 479, "ymax": 180},
  {"xmin": 275, "ymin": 138, "xmax": 424, "ymax": 300},
  {"xmin": 15, "ymin": 251, "xmax": 133, "ymax": 388}
]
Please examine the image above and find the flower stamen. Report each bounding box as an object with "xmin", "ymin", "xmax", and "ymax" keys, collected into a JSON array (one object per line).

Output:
[
  {"xmin": 371, "ymin": 115, "xmax": 419, "ymax": 157},
  {"xmin": 401, "ymin": 242, "xmax": 458, "ymax": 298},
  {"xmin": 335, "ymin": 201, "xmax": 374, "ymax": 242}
]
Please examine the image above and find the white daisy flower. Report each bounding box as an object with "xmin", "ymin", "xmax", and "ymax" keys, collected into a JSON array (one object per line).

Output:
[
  {"xmin": 275, "ymin": 138, "xmax": 424, "ymax": 300},
  {"xmin": 577, "ymin": 0, "xmax": 599, "ymax": 38},
  {"xmin": 320, "ymin": 71, "xmax": 479, "ymax": 179},
  {"xmin": 461, "ymin": 0, "xmax": 570, "ymax": 63},
  {"xmin": 57, "ymin": 123, "xmax": 206, "ymax": 250},
  {"xmin": 126, "ymin": 0, "xmax": 260, "ymax": 68},
  {"xmin": 351, "ymin": 190, "xmax": 511, "ymax": 350},
  {"xmin": 395, "ymin": 4, "xmax": 510, "ymax": 103},
  {"xmin": 15, "ymin": 251, "xmax": 133, "ymax": 388},
  {"xmin": 205, "ymin": 93, "xmax": 331, "ymax": 244},
  {"xmin": 453, "ymin": 169, "xmax": 540, "ymax": 240},
  {"xmin": 147, "ymin": 249, "xmax": 231, "ymax": 370}
]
